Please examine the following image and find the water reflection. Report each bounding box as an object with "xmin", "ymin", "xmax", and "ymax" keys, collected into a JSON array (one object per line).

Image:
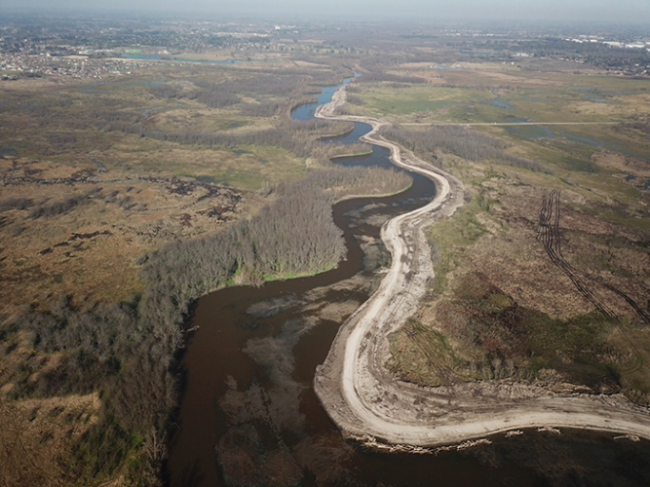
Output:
[{"xmin": 167, "ymin": 77, "xmax": 650, "ymax": 487}]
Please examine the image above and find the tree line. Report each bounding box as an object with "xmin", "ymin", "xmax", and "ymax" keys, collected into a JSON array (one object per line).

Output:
[
  {"xmin": 102, "ymin": 117, "xmax": 354, "ymax": 159},
  {"xmin": 0, "ymin": 162, "xmax": 408, "ymax": 485}
]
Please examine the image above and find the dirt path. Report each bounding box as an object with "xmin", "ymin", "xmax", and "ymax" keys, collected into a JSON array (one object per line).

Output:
[
  {"xmin": 402, "ymin": 122, "xmax": 621, "ymax": 126},
  {"xmin": 313, "ymin": 83, "xmax": 650, "ymax": 448}
]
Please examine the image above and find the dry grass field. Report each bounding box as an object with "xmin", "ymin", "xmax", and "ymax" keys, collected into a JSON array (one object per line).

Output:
[{"xmin": 372, "ymin": 61, "xmax": 650, "ymax": 404}]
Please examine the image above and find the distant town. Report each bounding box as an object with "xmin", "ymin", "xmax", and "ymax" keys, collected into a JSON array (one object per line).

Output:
[{"xmin": 2, "ymin": 15, "xmax": 649, "ymax": 80}]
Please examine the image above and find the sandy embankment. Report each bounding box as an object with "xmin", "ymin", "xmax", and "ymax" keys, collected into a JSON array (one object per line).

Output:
[{"xmin": 313, "ymin": 83, "xmax": 650, "ymax": 448}]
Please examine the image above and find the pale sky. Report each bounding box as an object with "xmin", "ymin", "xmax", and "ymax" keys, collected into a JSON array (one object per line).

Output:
[{"xmin": 2, "ymin": 0, "xmax": 650, "ymax": 23}]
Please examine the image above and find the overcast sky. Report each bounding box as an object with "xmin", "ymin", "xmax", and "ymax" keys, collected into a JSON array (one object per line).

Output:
[{"xmin": 3, "ymin": 0, "xmax": 650, "ymax": 23}]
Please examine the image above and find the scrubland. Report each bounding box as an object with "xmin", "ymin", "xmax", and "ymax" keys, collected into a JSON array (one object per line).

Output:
[
  {"xmin": 1, "ymin": 22, "xmax": 649, "ymax": 486},
  {"xmin": 0, "ymin": 56, "xmax": 409, "ymax": 485},
  {"xmin": 344, "ymin": 61, "xmax": 650, "ymax": 407}
]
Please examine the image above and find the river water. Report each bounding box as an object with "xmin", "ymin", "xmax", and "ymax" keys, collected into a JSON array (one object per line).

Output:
[{"xmin": 166, "ymin": 78, "xmax": 650, "ymax": 487}]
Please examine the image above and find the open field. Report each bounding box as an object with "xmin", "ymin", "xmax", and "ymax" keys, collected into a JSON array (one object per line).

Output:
[
  {"xmin": 315, "ymin": 82, "xmax": 650, "ymax": 456},
  {"xmin": 341, "ymin": 62, "xmax": 650, "ymax": 406}
]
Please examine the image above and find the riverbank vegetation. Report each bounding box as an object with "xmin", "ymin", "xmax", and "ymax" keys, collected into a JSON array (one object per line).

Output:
[
  {"xmin": 0, "ymin": 162, "xmax": 409, "ymax": 485},
  {"xmin": 141, "ymin": 164, "xmax": 409, "ymax": 320},
  {"xmin": 2, "ymin": 14, "xmax": 650, "ymax": 486},
  {"xmin": 0, "ymin": 51, "xmax": 392, "ymax": 484}
]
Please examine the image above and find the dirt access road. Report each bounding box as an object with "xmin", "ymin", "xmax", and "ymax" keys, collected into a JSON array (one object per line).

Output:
[
  {"xmin": 313, "ymin": 82, "xmax": 650, "ymax": 448},
  {"xmin": 402, "ymin": 122, "xmax": 620, "ymax": 127}
]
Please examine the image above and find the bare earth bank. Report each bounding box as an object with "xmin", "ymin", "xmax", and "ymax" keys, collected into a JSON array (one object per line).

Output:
[{"xmin": 313, "ymin": 83, "xmax": 650, "ymax": 449}]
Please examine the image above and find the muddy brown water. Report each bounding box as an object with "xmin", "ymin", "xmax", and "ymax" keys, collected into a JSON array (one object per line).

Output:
[{"xmin": 166, "ymin": 79, "xmax": 650, "ymax": 487}]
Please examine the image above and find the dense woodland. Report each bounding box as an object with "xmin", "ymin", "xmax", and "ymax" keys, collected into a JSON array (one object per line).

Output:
[
  {"xmin": 139, "ymin": 165, "xmax": 409, "ymax": 321},
  {"xmin": 0, "ymin": 162, "xmax": 408, "ymax": 484}
]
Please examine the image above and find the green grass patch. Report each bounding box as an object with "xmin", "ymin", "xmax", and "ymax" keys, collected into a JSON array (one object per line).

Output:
[
  {"xmin": 428, "ymin": 196, "xmax": 489, "ymax": 293},
  {"xmin": 356, "ymin": 84, "xmax": 490, "ymax": 117},
  {"xmin": 489, "ymin": 293, "xmax": 513, "ymax": 308},
  {"xmin": 261, "ymin": 264, "xmax": 335, "ymax": 283}
]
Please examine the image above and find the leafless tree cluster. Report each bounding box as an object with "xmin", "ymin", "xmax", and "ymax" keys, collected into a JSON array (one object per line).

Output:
[
  {"xmin": 190, "ymin": 80, "xmax": 241, "ymax": 108},
  {"xmin": 344, "ymin": 94, "xmax": 365, "ymax": 105},
  {"xmin": 0, "ymin": 197, "xmax": 33, "ymax": 211},
  {"xmin": 138, "ymin": 169, "xmax": 348, "ymax": 317},
  {"xmin": 383, "ymin": 125, "xmax": 552, "ymax": 173},
  {"xmin": 1, "ymin": 291, "xmax": 175, "ymax": 484},
  {"xmin": 138, "ymin": 165, "xmax": 408, "ymax": 337},
  {"xmin": 45, "ymin": 132, "xmax": 77, "ymax": 145},
  {"xmin": 28, "ymin": 194, "xmax": 90, "ymax": 219}
]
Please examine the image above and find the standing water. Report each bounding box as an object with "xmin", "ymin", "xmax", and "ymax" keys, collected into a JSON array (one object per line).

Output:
[{"xmin": 166, "ymin": 77, "xmax": 650, "ymax": 487}]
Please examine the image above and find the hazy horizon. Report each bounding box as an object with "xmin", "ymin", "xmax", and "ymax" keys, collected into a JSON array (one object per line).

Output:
[{"xmin": 2, "ymin": 0, "xmax": 650, "ymax": 24}]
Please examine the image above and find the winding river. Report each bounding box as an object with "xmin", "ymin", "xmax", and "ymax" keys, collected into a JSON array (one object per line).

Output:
[{"xmin": 166, "ymin": 78, "xmax": 650, "ymax": 487}]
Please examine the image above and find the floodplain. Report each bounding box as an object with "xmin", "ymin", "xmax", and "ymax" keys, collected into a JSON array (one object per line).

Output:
[{"xmin": 1, "ymin": 15, "xmax": 650, "ymax": 487}]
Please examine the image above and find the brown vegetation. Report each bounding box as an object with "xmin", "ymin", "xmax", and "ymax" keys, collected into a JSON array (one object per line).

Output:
[
  {"xmin": 382, "ymin": 125, "xmax": 551, "ymax": 173},
  {"xmin": 0, "ymin": 60, "xmax": 377, "ymax": 483},
  {"xmin": 392, "ymin": 167, "xmax": 650, "ymax": 404},
  {"xmin": 0, "ymin": 394, "xmax": 100, "ymax": 487}
]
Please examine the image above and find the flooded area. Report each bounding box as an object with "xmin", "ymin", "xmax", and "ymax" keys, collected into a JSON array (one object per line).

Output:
[{"xmin": 165, "ymin": 78, "xmax": 650, "ymax": 487}]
